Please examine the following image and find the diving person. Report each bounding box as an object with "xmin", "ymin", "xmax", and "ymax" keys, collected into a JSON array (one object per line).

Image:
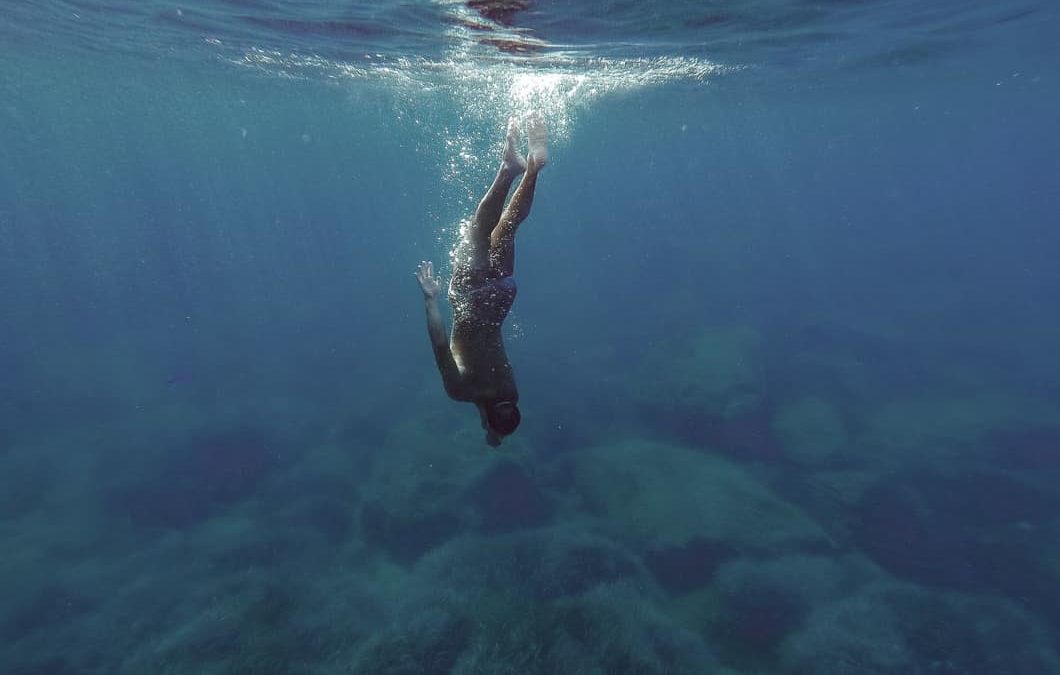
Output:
[{"xmin": 415, "ymin": 113, "xmax": 548, "ymax": 446}]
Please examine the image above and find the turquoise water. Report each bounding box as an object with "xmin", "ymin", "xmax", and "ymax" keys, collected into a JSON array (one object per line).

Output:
[{"xmin": 2, "ymin": 1, "xmax": 1060, "ymax": 673}]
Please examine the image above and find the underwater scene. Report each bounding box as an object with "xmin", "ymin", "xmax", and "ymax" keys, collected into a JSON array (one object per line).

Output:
[{"xmin": 2, "ymin": 1, "xmax": 1059, "ymax": 673}]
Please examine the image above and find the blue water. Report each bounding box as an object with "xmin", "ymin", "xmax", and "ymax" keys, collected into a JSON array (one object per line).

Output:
[{"xmin": 2, "ymin": 1, "xmax": 1060, "ymax": 673}]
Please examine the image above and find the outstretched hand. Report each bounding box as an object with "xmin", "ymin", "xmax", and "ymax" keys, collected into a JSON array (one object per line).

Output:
[{"xmin": 416, "ymin": 260, "xmax": 441, "ymax": 299}]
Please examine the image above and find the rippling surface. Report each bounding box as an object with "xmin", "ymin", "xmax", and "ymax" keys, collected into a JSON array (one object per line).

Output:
[
  {"xmin": 5, "ymin": 0, "xmax": 1054, "ymax": 79},
  {"xmin": 7, "ymin": 0, "xmax": 1055, "ymax": 177}
]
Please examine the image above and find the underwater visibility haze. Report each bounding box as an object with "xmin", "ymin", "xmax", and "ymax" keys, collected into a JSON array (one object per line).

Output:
[{"xmin": 2, "ymin": 0, "xmax": 1060, "ymax": 672}]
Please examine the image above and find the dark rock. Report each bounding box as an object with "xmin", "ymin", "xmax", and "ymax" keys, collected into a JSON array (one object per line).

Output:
[
  {"xmin": 0, "ymin": 459, "xmax": 50, "ymax": 519},
  {"xmin": 301, "ymin": 497, "xmax": 353, "ymax": 544},
  {"xmin": 644, "ymin": 537, "xmax": 735, "ymax": 593},
  {"xmin": 855, "ymin": 467, "xmax": 1060, "ymax": 621},
  {"xmin": 710, "ymin": 554, "xmax": 859, "ymax": 663},
  {"xmin": 176, "ymin": 428, "xmax": 277, "ymax": 502},
  {"xmin": 468, "ymin": 461, "xmax": 552, "ymax": 533},
  {"xmin": 466, "ymin": 0, "xmax": 531, "ymax": 26},
  {"xmin": 211, "ymin": 535, "xmax": 297, "ymax": 572},
  {"xmin": 893, "ymin": 589, "xmax": 1058, "ymax": 675},
  {"xmin": 5, "ymin": 585, "xmax": 95, "ymax": 639},
  {"xmin": 533, "ymin": 539, "xmax": 642, "ymax": 600},
  {"xmin": 713, "ymin": 409, "xmax": 785, "ymax": 462},
  {"xmin": 458, "ymin": 585, "xmax": 717, "ymax": 674},
  {"xmin": 7, "ymin": 659, "xmax": 81, "ymax": 675},
  {"xmin": 359, "ymin": 498, "xmax": 461, "ymax": 563},
  {"xmin": 355, "ymin": 607, "xmax": 471, "ymax": 675},
  {"xmin": 784, "ymin": 583, "xmax": 1060, "ymax": 675},
  {"xmin": 719, "ymin": 585, "xmax": 802, "ymax": 654},
  {"xmin": 417, "ymin": 527, "xmax": 647, "ymax": 602},
  {"xmin": 105, "ymin": 427, "xmax": 277, "ymax": 529},
  {"xmin": 988, "ymin": 427, "xmax": 1060, "ymax": 473}
]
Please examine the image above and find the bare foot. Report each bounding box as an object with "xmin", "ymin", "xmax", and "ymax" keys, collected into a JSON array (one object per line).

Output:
[
  {"xmin": 501, "ymin": 117, "xmax": 527, "ymax": 175},
  {"xmin": 526, "ymin": 111, "xmax": 548, "ymax": 169}
]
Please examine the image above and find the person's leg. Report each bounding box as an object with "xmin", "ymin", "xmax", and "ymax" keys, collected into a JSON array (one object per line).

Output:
[
  {"xmin": 491, "ymin": 113, "xmax": 547, "ymax": 277},
  {"xmin": 465, "ymin": 118, "xmax": 526, "ymax": 271}
]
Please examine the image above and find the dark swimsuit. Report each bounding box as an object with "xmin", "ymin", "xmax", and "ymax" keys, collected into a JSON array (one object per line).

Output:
[{"xmin": 449, "ymin": 269, "xmax": 517, "ymax": 326}]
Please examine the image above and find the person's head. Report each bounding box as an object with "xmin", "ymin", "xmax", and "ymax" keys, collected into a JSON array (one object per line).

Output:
[{"xmin": 484, "ymin": 400, "xmax": 521, "ymax": 443}]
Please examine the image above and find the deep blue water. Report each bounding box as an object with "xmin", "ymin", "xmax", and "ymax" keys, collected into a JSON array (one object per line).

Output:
[{"xmin": 2, "ymin": 1, "xmax": 1060, "ymax": 673}]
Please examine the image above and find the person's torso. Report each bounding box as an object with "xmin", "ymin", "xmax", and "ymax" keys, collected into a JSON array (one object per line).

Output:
[{"xmin": 449, "ymin": 274, "xmax": 519, "ymax": 401}]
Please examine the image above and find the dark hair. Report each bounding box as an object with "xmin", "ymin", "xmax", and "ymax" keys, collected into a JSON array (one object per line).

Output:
[{"xmin": 486, "ymin": 401, "xmax": 521, "ymax": 436}]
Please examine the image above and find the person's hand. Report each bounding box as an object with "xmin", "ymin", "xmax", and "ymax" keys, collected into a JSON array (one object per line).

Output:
[{"xmin": 416, "ymin": 260, "xmax": 441, "ymax": 299}]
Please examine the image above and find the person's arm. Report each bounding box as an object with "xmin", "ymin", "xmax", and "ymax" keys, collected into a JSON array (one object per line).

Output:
[{"xmin": 415, "ymin": 261, "xmax": 467, "ymax": 400}]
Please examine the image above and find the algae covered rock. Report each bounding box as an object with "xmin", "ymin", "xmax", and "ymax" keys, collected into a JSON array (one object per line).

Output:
[
  {"xmin": 353, "ymin": 581, "xmax": 719, "ymax": 675},
  {"xmin": 573, "ymin": 439, "xmax": 830, "ymax": 556},
  {"xmin": 854, "ymin": 465, "xmax": 1060, "ymax": 620},
  {"xmin": 643, "ymin": 537, "xmax": 736, "ymax": 594},
  {"xmin": 358, "ymin": 412, "xmax": 548, "ymax": 561},
  {"xmin": 455, "ymin": 584, "xmax": 718, "ymax": 675},
  {"xmin": 356, "ymin": 414, "xmax": 499, "ymax": 560},
  {"xmin": 636, "ymin": 325, "xmax": 765, "ymax": 421},
  {"xmin": 415, "ymin": 525, "xmax": 650, "ymax": 602},
  {"xmin": 711, "ymin": 554, "xmax": 878, "ymax": 658},
  {"xmin": 780, "ymin": 585, "xmax": 911, "ymax": 675},
  {"xmin": 353, "ymin": 604, "xmax": 473, "ymax": 675},
  {"xmin": 771, "ymin": 396, "xmax": 848, "ymax": 466},
  {"xmin": 861, "ymin": 393, "xmax": 1060, "ymax": 461},
  {"xmin": 466, "ymin": 460, "xmax": 552, "ymax": 533},
  {"xmin": 104, "ymin": 426, "xmax": 281, "ymax": 529},
  {"xmin": 354, "ymin": 521, "xmax": 716, "ymax": 674},
  {"xmin": 780, "ymin": 582, "xmax": 1060, "ymax": 675}
]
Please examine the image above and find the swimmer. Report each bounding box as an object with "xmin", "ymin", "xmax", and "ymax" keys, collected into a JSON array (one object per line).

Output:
[{"xmin": 416, "ymin": 113, "xmax": 548, "ymax": 447}]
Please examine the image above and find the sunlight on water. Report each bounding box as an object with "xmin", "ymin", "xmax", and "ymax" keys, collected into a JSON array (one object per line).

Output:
[
  {"xmin": 229, "ymin": 31, "xmax": 725, "ymax": 256},
  {"xmin": 234, "ymin": 45, "xmax": 724, "ymax": 192},
  {"xmin": 234, "ymin": 49, "xmax": 721, "ymax": 126},
  {"xmin": 230, "ymin": 3, "xmax": 724, "ymax": 153},
  {"xmin": 228, "ymin": 3, "xmax": 728, "ymax": 253}
]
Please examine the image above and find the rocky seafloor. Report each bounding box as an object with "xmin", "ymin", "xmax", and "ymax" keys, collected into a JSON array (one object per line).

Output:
[{"xmin": 3, "ymin": 320, "xmax": 1060, "ymax": 674}]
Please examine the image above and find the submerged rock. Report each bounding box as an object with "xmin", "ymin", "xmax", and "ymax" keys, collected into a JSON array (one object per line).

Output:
[
  {"xmin": 574, "ymin": 439, "xmax": 831, "ymax": 556},
  {"xmin": 463, "ymin": 584, "xmax": 718, "ymax": 675},
  {"xmin": 0, "ymin": 449, "xmax": 52, "ymax": 519},
  {"xmin": 358, "ymin": 414, "xmax": 548, "ymax": 561},
  {"xmin": 771, "ymin": 396, "xmax": 848, "ymax": 466},
  {"xmin": 354, "ymin": 605, "xmax": 473, "ymax": 675},
  {"xmin": 359, "ymin": 583, "xmax": 720, "ymax": 675},
  {"xmin": 467, "ymin": 460, "xmax": 552, "ymax": 533},
  {"xmin": 360, "ymin": 496, "xmax": 463, "ymax": 563},
  {"xmin": 987, "ymin": 425, "xmax": 1060, "ymax": 473},
  {"xmin": 780, "ymin": 582, "xmax": 1060, "ymax": 675},
  {"xmin": 4, "ymin": 584, "xmax": 96, "ymax": 640},
  {"xmin": 710, "ymin": 554, "xmax": 874, "ymax": 660},
  {"xmin": 854, "ymin": 466, "xmax": 1058, "ymax": 611},
  {"xmin": 415, "ymin": 525, "xmax": 648, "ymax": 602},
  {"xmin": 104, "ymin": 427, "xmax": 278, "ymax": 529},
  {"xmin": 634, "ymin": 325, "xmax": 766, "ymax": 429},
  {"xmin": 644, "ymin": 537, "xmax": 736, "ymax": 594},
  {"xmin": 5, "ymin": 658, "xmax": 80, "ymax": 675},
  {"xmin": 121, "ymin": 574, "xmax": 340, "ymax": 675},
  {"xmin": 780, "ymin": 585, "xmax": 911, "ymax": 675},
  {"xmin": 861, "ymin": 393, "xmax": 1060, "ymax": 462}
]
